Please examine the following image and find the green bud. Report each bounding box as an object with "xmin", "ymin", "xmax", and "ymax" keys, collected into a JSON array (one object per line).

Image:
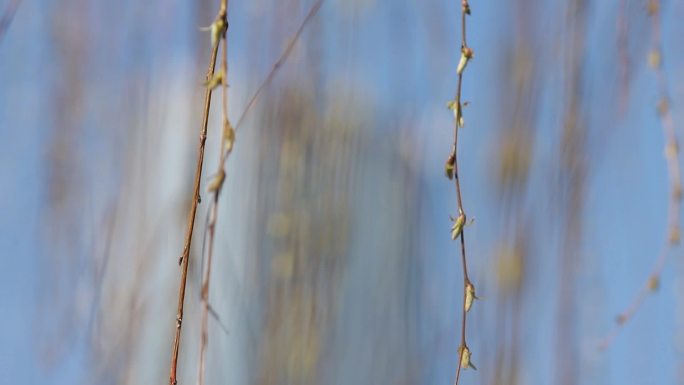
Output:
[
  {"xmin": 204, "ymin": 69, "xmax": 225, "ymax": 90},
  {"xmin": 207, "ymin": 169, "xmax": 226, "ymax": 193},
  {"xmin": 457, "ymin": 47, "xmax": 474, "ymax": 75},
  {"xmin": 223, "ymin": 120, "xmax": 236, "ymax": 154},
  {"xmin": 445, "ymin": 153, "xmax": 456, "ymax": 180},
  {"xmin": 201, "ymin": 18, "xmax": 227, "ymax": 48},
  {"xmin": 464, "ymin": 281, "xmax": 478, "ymax": 312},
  {"xmin": 451, "ymin": 214, "xmax": 466, "ymax": 240},
  {"xmin": 459, "ymin": 345, "xmax": 477, "ymax": 370}
]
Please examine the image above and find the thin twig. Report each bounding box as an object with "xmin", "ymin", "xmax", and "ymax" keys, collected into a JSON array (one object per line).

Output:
[
  {"xmin": 0, "ymin": 0, "xmax": 20, "ymax": 44},
  {"xmin": 449, "ymin": 1, "xmax": 476, "ymax": 384},
  {"xmin": 197, "ymin": 201, "xmax": 231, "ymax": 337},
  {"xmin": 616, "ymin": 0, "xmax": 630, "ymax": 115},
  {"xmin": 599, "ymin": 0, "xmax": 681, "ymax": 351},
  {"xmin": 194, "ymin": 3, "xmax": 327, "ymax": 383},
  {"xmin": 233, "ymin": 0, "xmax": 323, "ymax": 133},
  {"xmin": 168, "ymin": 5, "xmax": 225, "ymax": 385},
  {"xmin": 197, "ymin": 1, "xmax": 229, "ymax": 385}
]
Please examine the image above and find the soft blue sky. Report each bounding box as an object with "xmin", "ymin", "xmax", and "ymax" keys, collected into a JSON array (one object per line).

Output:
[{"xmin": 1, "ymin": 0, "xmax": 683, "ymax": 384}]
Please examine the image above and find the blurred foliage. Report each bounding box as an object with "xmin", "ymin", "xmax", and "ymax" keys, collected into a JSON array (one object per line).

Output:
[{"xmin": 8, "ymin": 0, "xmax": 681, "ymax": 385}]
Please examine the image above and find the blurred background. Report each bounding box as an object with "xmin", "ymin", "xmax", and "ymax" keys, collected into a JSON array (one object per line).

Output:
[{"xmin": 1, "ymin": 0, "xmax": 684, "ymax": 384}]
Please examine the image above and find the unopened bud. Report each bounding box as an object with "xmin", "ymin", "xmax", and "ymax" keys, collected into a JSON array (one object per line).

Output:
[
  {"xmin": 457, "ymin": 47, "xmax": 474, "ymax": 75},
  {"xmin": 207, "ymin": 169, "xmax": 226, "ymax": 193},
  {"xmin": 204, "ymin": 69, "xmax": 225, "ymax": 90},
  {"xmin": 223, "ymin": 120, "xmax": 236, "ymax": 153},
  {"xmin": 464, "ymin": 281, "xmax": 478, "ymax": 312},
  {"xmin": 445, "ymin": 153, "xmax": 456, "ymax": 180},
  {"xmin": 648, "ymin": 275, "xmax": 660, "ymax": 291},
  {"xmin": 458, "ymin": 345, "xmax": 477, "ymax": 370},
  {"xmin": 451, "ymin": 214, "xmax": 466, "ymax": 240}
]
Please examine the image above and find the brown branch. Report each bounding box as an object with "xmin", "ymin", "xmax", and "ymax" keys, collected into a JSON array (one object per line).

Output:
[
  {"xmin": 197, "ymin": 1, "xmax": 229, "ymax": 385},
  {"xmin": 449, "ymin": 1, "xmax": 476, "ymax": 384},
  {"xmin": 191, "ymin": 3, "xmax": 329, "ymax": 383},
  {"xmin": 195, "ymin": 1, "xmax": 325, "ymax": 383},
  {"xmin": 599, "ymin": 0, "xmax": 681, "ymax": 351},
  {"xmin": 168, "ymin": 5, "xmax": 225, "ymax": 385},
  {"xmin": 233, "ymin": 0, "xmax": 323, "ymax": 133}
]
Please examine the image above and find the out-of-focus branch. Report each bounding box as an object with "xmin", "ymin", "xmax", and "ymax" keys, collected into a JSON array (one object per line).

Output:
[
  {"xmin": 616, "ymin": 0, "xmax": 630, "ymax": 115},
  {"xmin": 197, "ymin": 1, "xmax": 230, "ymax": 385},
  {"xmin": 233, "ymin": 0, "xmax": 323, "ymax": 133},
  {"xmin": 599, "ymin": 0, "xmax": 681, "ymax": 350},
  {"xmin": 195, "ymin": 1, "xmax": 326, "ymax": 384},
  {"xmin": 0, "ymin": 0, "xmax": 20, "ymax": 43}
]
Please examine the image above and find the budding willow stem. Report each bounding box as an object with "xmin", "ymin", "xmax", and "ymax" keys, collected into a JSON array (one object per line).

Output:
[
  {"xmin": 452, "ymin": 1, "xmax": 474, "ymax": 385},
  {"xmin": 168, "ymin": 5, "xmax": 225, "ymax": 385}
]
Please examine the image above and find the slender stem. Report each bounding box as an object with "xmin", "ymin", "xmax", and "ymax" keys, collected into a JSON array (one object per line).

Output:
[
  {"xmin": 233, "ymin": 0, "xmax": 323, "ymax": 133},
  {"xmin": 599, "ymin": 0, "xmax": 681, "ymax": 351},
  {"xmin": 168, "ymin": 6, "xmax": 225, "ymax": 385},
  {"xmin": 452, "ymin": 2, "xmax": 472, "ymax": 385},
  {"xmin": 195, "ymin": 4, "xmax": 328, "ymax": 382},
  {"xmin": 197, "ymin": 2, "xmax": 229, "ymax": 385}
]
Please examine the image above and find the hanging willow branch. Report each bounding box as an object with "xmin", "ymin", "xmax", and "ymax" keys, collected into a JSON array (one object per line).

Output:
[
  {"xmin": 233, "ymin": 0, "xmax": 323, "ymax": 133},
  {"xmin": 196, "ymin": 1, "xmax": 230, "ymax": 385},
  {"xmin": 167, "ymin": 5, "xmax": 226, "ymax": 385},
  {"xmin": 446, "ymin": 1, "xmax": 477, "ymax": 384},
  {"xmin": 193, "ymin": 1, "xmax": 326, "ymax": 384},
  {"xmin": 599, "ymin": 0, "xmax": 681, "ymax": 351}
]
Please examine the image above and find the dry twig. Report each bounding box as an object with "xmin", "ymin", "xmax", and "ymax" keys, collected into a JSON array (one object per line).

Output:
[
  {"xmin": 168, "ymin": 5, "xmax": 225, "ymax": 385},
  {"xmin": 233, "ymin": 0, "xmax": 324, "ymax": 133},
  {"xmin": 197, "ymin": 2, "xmax": 230, "ymax": 385}
]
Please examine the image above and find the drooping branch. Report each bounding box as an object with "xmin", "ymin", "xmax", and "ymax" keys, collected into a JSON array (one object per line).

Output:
[
  {"xmin": 599, "ymin": 0, "xmax": 681, "ymax": 351},
  {"xmin": 167, "ymin": 5, "xmax": 226, "ymax": 385},
  {"xmin": 233, "ymin": 0, "xmax": 323, "ymax": 133},
  {"xmin": 446, "ymin": 1, "xmax": 477, "ymax": 384},
  {"xmin": 197, "ymin": 1, "xmax": 230, "ymax": 385},
  {"xmin": 194, "ymin": 1, "xmax": 326, "ymax": 384}
]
